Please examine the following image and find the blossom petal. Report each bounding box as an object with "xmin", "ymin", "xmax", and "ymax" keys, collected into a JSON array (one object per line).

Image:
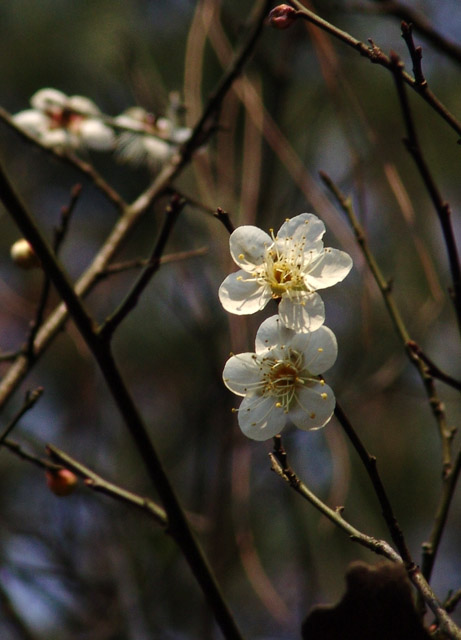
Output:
[
  {"xmin": 113, "ymin": 114, "xmax": 146, "ymax": 132},
  {"xmin": 277, "ymin": 213, "xmax": 325, "ymax": 244},
  {"xmin": 237, "ymin": 394, "xmax": 286, "ymax": 441},
  {"xmin": 218, "ymin": 271, "xmax": 271, "ymax": 315},
  {"xmin": 289, "ymin": 382, "xmax": 335, "ymax": 430},
  {"xmin": 171, "ymin": 127, "xmax": 192, "ymax": 144},
  {"xmin": 305, "ymin": 248, "xmax": 353, "ymax": 290},
  {"xmin": 79, "ymin": 119, "xmax": 115, "ymax": 150},
  {"xmin": 278, "ymin": 293, "xmax": 325, "ymax": 333},
  {"xmin": 41, "ymin": 129, "xmax": 74, "ymax": 148},
  {"xmin": 229, "ymin": 226, "xmax": 272, "ymax": 271},
  {"xmin": 291, "ymin": 326, "xmax": 338, "ymax": 375},
  {"xmin": 255, "ymin": 315, "xmax": 293, "ymax": 354},
  {"xmin": 223, "ymin": 353, "xmax": 263, "ymax": 397},
  {"xmin": 30, "ymin": 88, "xmax": 67, "ymax": 110},
  {"xmin": 67, "ymin": 95, "xmax": 100, "ymax": 116},
  {"xmin": 143, "ymin": 136, "xmax": 172, "ymax": 162},
  {"xmin": 13, "ymin": 110, "xmax": 49, "ymax": 136}
]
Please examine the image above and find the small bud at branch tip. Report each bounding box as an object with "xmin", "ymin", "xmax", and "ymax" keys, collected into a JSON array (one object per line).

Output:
[{"xmin": 268, "ymin": 5, "xmax": 298, "ymax": 30}]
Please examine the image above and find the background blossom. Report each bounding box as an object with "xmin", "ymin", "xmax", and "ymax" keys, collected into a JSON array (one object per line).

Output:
[{"xmin": 13, "ymin": 88, "xmax": 115, "ymax": 150}]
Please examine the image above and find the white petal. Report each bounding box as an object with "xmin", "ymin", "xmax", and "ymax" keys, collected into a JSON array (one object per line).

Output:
[
  {"xmin": 223, "ymin": 353, "xmax": 263, "ymax": 396},
  {"xmin": 41, "ymin": 129, "xmax": 74, "ymax": 148},
  {"xmin": 289, "ymin": 382, "xmax": 335, "ymax": 430},
  {"xmin": 67, "ymin": 95, "xmax": 100, "ymax": 115},
  {"xmin": 143, "ymin": 136, "xmax": 172, "ymax": 162},
  {"xmin": 171, "ymin": 126, "xmax": 192, "ymax": 144},
  {"xmin": 237, "ymin": 394, "xmax": 286, "ymax": 440},
  {"xmin": 278, "ymin": 293, "xmax": 325, "ymax": 333},
  {"xmin": 78, "ymin": 119, "xmax": 115, "ymax": 150},
  {"xmin": 277, "ymin": 213, "xmax": 325, "ymax": 244},
  {"xmin": 116, "ymin": 133, "xmax": 147, "ymax": 164},
  {"xmin": 292, "ymin": 325, "xmax": 337, "ymax": 375},
  {"xmin": 13, "ymin": 110, "xmax": 49, "ymax": 135},
  {"xmin": 31, "ymin": 88, "xmax": 67, "ymax": 110},
  {"xmin": 113, "ymin": 114, "xmax": 146, "ymax": 131},
  {"xmin": 255, "ymin": 314, "xmax": 294, "ymax": 354},
  {"xmin": 305, "ymin": 248, "xmax": 353, "ymax": 290},
  {"xmin": 229, "ymin": 226, "xmax": 272, "ymax": 271},
  {"xmin": 218, "ymin": 272, "xmax": 271, "ymax": 315}
]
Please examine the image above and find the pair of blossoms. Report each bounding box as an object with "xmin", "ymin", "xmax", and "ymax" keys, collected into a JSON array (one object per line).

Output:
[
  {"xmin": 12, "ymin": 88, "xmax": 191, "ymax": 167},
  {"xmin": 219, "ymin": 213, "xmax": 352, "ymax": 441}
]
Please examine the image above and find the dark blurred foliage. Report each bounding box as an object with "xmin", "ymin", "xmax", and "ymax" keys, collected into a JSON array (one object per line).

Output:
[{"xmin": 0, "ymin": 1, "xmax": 460, "ymax": 638}]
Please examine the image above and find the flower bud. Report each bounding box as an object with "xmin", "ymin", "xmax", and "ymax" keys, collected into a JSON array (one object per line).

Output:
[
  {"xmin": 10, "ymin": 239, "xmax": 41, "ymax": 269},
  {"xmin": 268, "ymin": 4, "xmax": 298, "ymax": 29},
  {"xmin": 46, "ymin": 469, "xmax": 78, "ymax": 496}
]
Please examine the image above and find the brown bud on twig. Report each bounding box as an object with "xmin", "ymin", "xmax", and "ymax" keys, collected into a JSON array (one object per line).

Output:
[
  {"xmin": 268, "ymin": 5, "xmax": 297, "ymax": 30},
  {"xmin": 46, "ymin": 468, "xmax": 78, "ymax": 496}
]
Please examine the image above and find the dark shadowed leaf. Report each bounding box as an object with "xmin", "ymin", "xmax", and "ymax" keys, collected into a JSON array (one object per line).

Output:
[{"xmin": 301, "ymin": 561, "xmax": 431, "ymax": 640}]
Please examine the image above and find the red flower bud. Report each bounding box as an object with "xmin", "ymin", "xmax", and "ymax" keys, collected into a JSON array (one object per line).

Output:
[
  {"xmin": 268, "ymin": 4, "xmax": 298, "ymax": 30},
  {"xmin": 46, "ymin": 469, "xmax": 78, "ymax": 496}
]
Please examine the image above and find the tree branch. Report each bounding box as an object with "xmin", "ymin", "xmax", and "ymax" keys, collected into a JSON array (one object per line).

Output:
[
  {"xmin": 320, "ymin": 171, "xmax": 454, "ymax": 472},
  {"xmin": 287, "ymin": 0, "xmax": 461, "ymax": 137}
]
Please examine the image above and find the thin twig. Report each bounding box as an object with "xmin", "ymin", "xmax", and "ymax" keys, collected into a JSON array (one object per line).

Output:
[
  {"xmin": 389, "ymin": 47, "xmax": 461, "ymax": 341},
  {"xmin": 99, "ymin": 195, "xmax": 185, "ymax": 341},
  {"xmin": 287, "ymin": 1, "xmax": 461, "ymax": 137},
  {"xmin": 214, "ymin": 207, "xmax": 235, "ymax": 234},
  {"xmin": 25, "ymin": 183, "xmax": 82, "ymax": 359},
  {"xmin": 445, "ymin": 589, "xmax": 461, "ymax": 615},
  {"xmin": 0, "ymin": 387, "xmax": 43, "ymax": 448},
  {"xmin": 271, "ymin": 436, "xmax": 461, "ymax": 639},
  {"xmin": 96, "ymin": 246, "xmax": 208, "ymax": 280},
  {"xmin": 421, "ymin": 447, "xmax": 461, "ymax": 584},
  {"xmin": 400, "ymin": 21, "xmax": 426, "ymax": 88},
  {"xmin": 333, "ymin": 403, "xmax": 413, "ymax": 565},
  {"xmin": 270, "ymin": 436, "xmax": 401, "ymax": 562},
  {"xmin": 2, "ymin": 437, "xmax": 61, "ymax": 472},
  {"xmin": 407, "ymin": 341, "xmax": 461, "ymax": 392},
  {"xmin": 0, "ymin": 147, "xmax": 244, "ymax": 640},
  {"xmin": 356, "ymin": 0, "xmax": 461, "ymax": 67},
  {"xmin": 47, "ymin": 444, "xmax": 168, "ymax": 528},
  {"xmin": 320, "ymin": 171, "xmax": 454, "ymax": 473}
]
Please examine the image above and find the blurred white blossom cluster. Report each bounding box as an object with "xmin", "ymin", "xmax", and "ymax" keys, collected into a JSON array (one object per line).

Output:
[
  {"xmin": 219, "ymin": 213, "xmax": 352, "ymax": 440},
  {"xmin": 12, "ymin": 88, "xmax": 191, "ymax": 165}
]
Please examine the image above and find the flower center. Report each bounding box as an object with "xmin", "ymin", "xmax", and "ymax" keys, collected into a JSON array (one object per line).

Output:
[
  {"xmin": 261, "ymin": 350, "xmax": 308, "ymax": 412},
  {"xmin": 261, "ymin": 246, "xmax": 308, "ymax": 299},
  {"xmin": 270, "ymin": 361, "xmax": 298, "ymax": 388},
  {"xmin": 49, "ymin": 108, "xmax": 84, "ymax": 131}
]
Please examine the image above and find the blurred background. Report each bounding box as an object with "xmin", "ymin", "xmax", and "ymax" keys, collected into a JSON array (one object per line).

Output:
[{"xmin": 0, "ymin": 0, "xmax": 460, "ymax": 638}]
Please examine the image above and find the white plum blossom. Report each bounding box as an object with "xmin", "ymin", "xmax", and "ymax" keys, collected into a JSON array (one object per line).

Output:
[
  {"xmin": 114, "ymin": 106, "xmax": 191, "ymax": 167},
  {"xmin": 13, "ymin": 88, "xmax": 114, "ymax": 150},
  {"xmin": 218, "ymin": 213, "xmax": 353, "ymax": 332},
  {"xmin": 223, "ymin": 315, "xmax": 337, "ymax": 440}
]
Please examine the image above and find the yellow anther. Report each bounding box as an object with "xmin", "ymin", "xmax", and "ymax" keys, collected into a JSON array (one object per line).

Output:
[
  {"xmin": 237, "ymin": 276, "xmax": 243, "ymax": 281},
  {"xmin": 275, "ymin": 402, "xmax": 282, "ymax": 408},
  {"xmin": 321, "ymin": 392, "xmax": 328, "ymax": 400},
  {"xmin": 318, "ymin": 348, "xmax": 324, "ymax": 352},
  {"xmin": 238, "ymin": 253, "xmax": 245, "ymax": 260}
]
